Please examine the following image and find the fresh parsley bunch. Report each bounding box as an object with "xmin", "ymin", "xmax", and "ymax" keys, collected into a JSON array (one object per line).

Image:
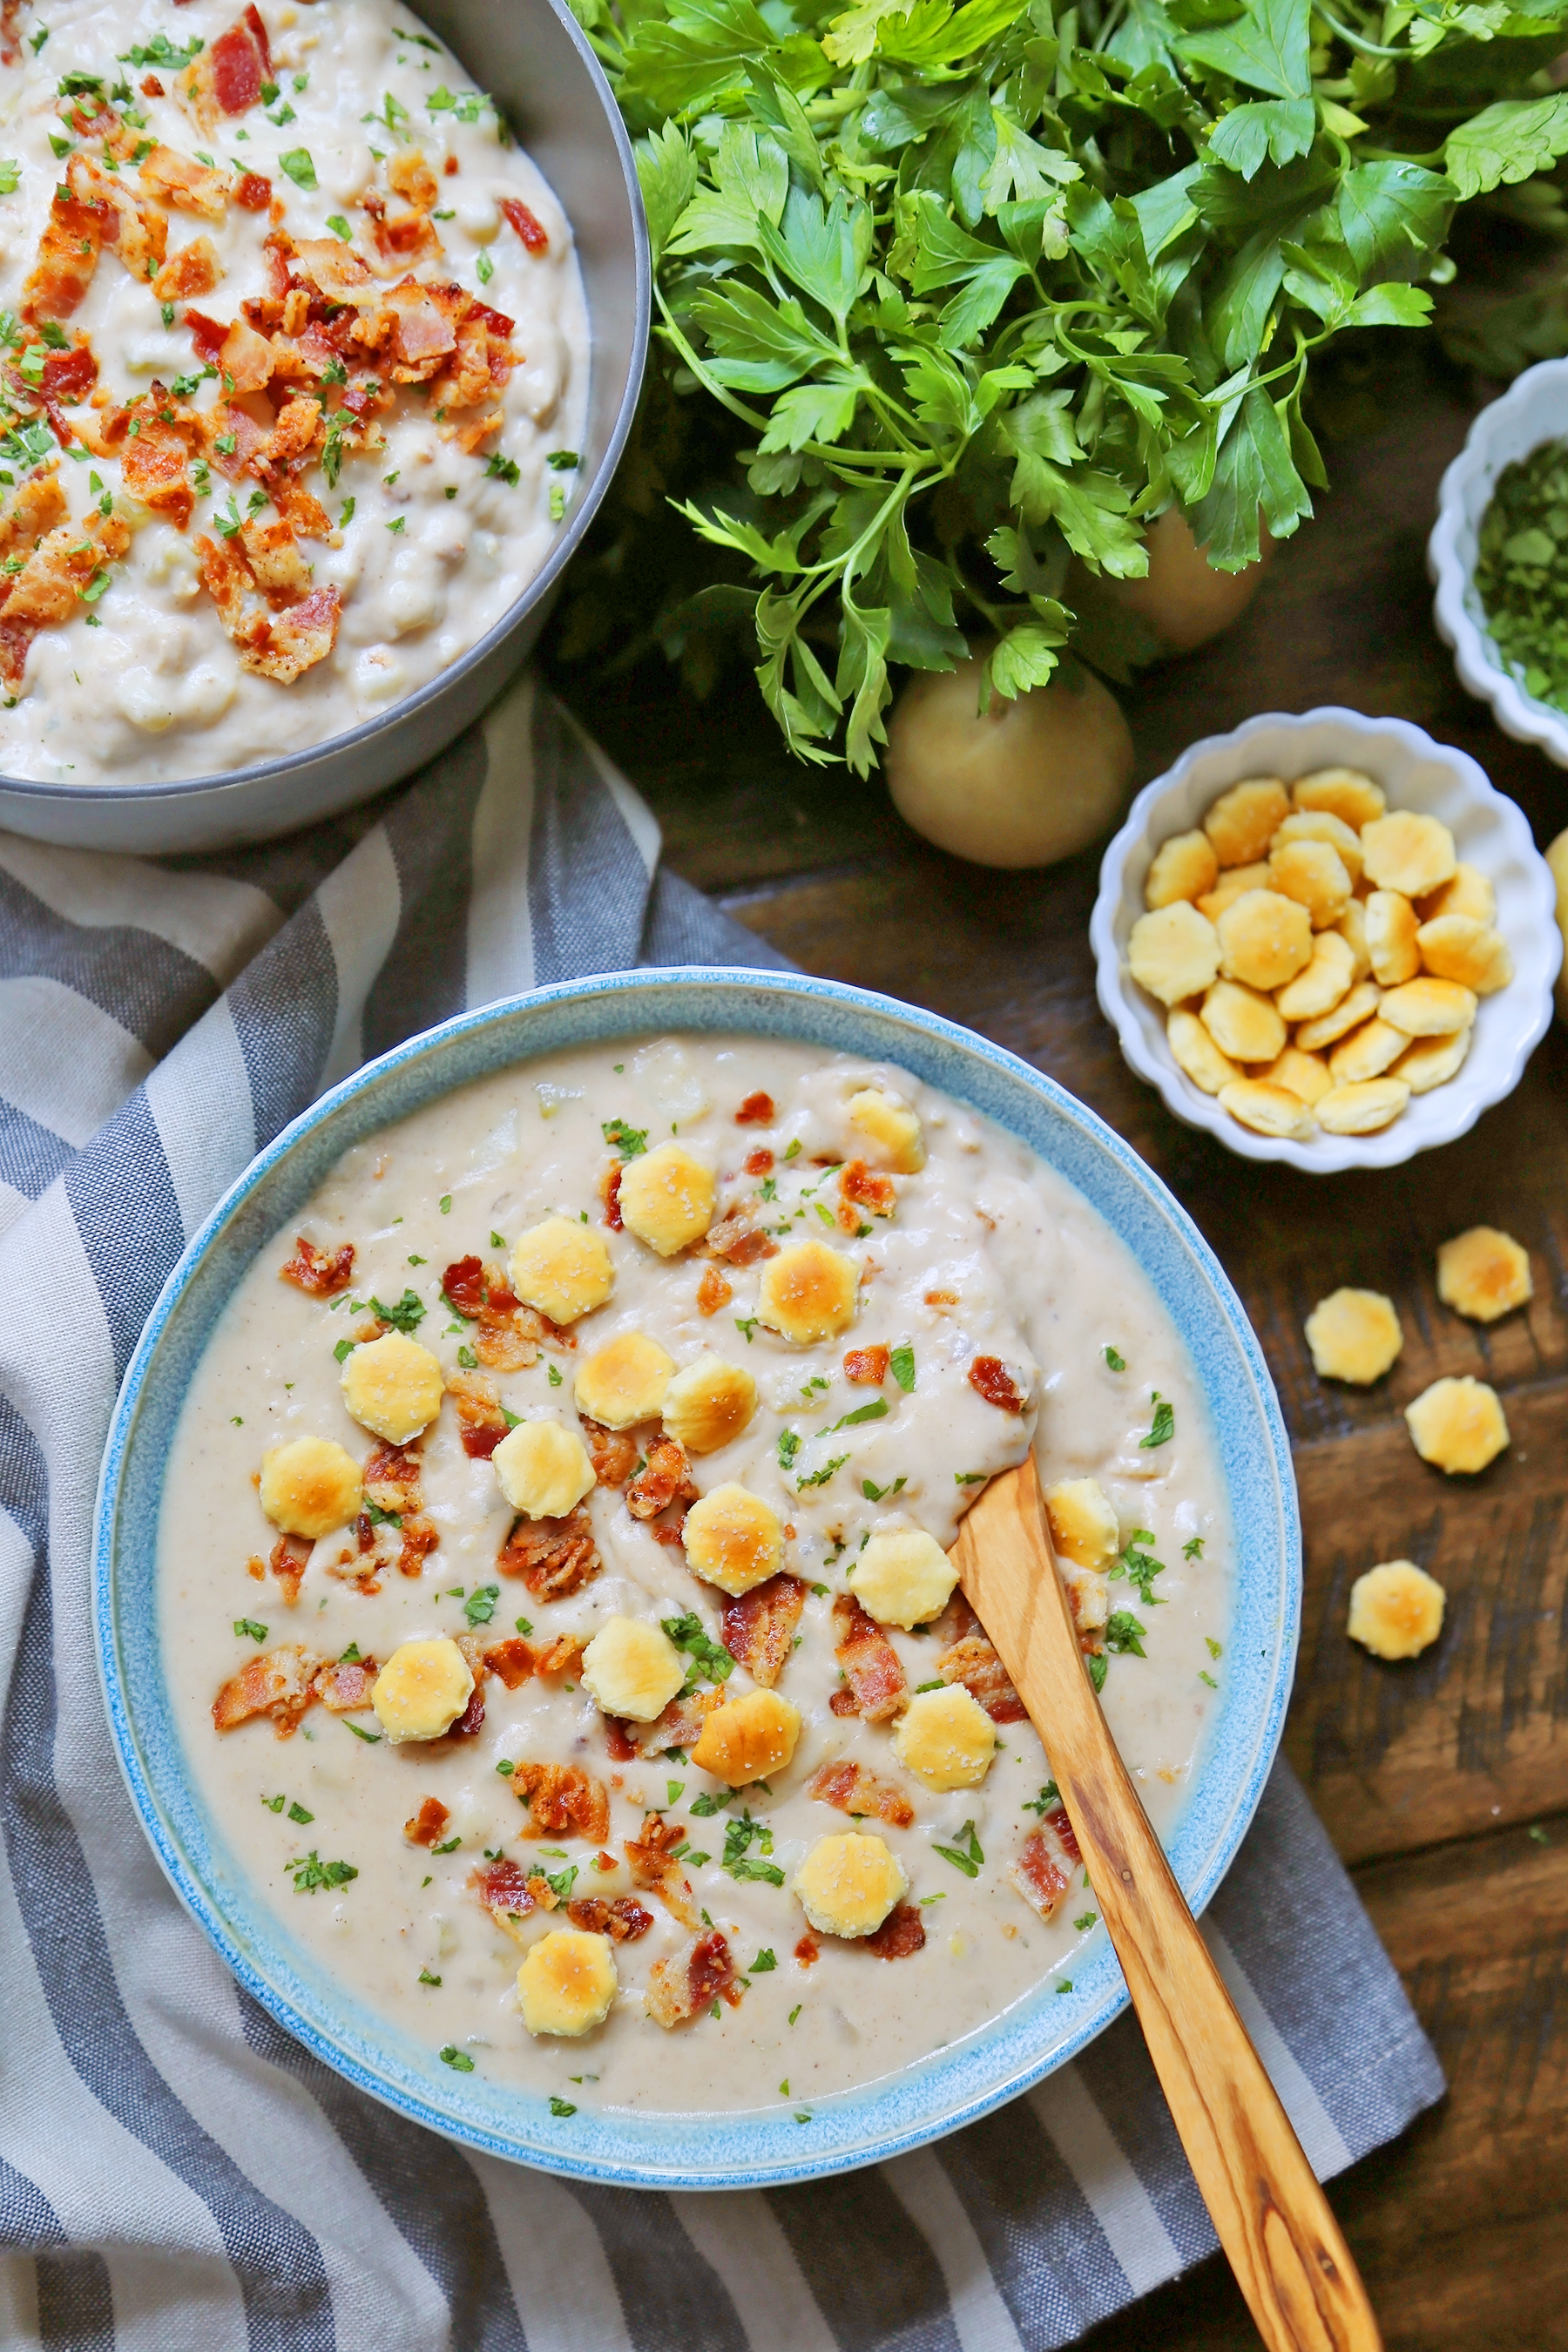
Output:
[{"xmin": 568, "ymin": 0, "xmax": 1568, "ymax": 767}]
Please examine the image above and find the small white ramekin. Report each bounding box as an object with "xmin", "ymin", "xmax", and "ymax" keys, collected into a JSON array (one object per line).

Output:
[
  {"xmin": 1429, "ymin": 356, "xmax": 1568, "ymax": 767},
  {"xmin": 1091, "ymin": 706, "xmax": 1561, "ymax": 1172}
]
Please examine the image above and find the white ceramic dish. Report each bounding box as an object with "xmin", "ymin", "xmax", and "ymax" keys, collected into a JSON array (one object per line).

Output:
[
  {"xmin": 1429, "ymin": 356, "xmax": 1568, "ymax": 767},
  {"xmin": 1092, "ymin": 707, "xmax": 1561, "ymax": 1173}
]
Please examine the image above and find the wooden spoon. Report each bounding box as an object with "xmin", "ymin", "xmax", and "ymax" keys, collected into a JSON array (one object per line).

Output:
[{"xmin": 950, "ymin": 1458, "xmax": 1382, "ymax": 2352}]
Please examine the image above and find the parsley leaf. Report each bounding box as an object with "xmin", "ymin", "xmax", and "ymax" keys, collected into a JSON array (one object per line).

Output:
[
  {"xmin": 602, "ymin": 1116, "xmax": 647, "ymax": 1157},
  {"xmin": 933, "ymin": 1820, "xmax": 984, "ymax": 1879},
  {"xmin": 889, "ymin": 1343, "xmax": 916, "ymax": 1393},
  {"xmin": 1103, "ymin": 1346, "xmax": 1125, "ymax": 1371},
  {"xmin": 291, "ymin": 1850, "xmax": 358, "ymax": 1893},
  {"xmin": 370, "ymin": 1288, "xmax": 425, "ymax": 1333},
  {"xmin": 662, "ymin": 1612, "xmax": 736, "ymax": 1684},
  {"xmin": 1139, "ymin": 1394, "xmax": 1174, "ymax": 1450}
]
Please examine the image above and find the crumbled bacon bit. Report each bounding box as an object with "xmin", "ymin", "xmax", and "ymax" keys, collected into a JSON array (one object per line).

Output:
[
  {"xmin": 970, "ymin": 1356, "xmax": 1025, "ymax": 1413},
  {"xmin": 602, "ymin": 1160, "xmax": 624, "ymax": 1231},
  {"xmin": 233, "ymin": 172, "xmax": 272, "ymax": 212},
  {"xmin": 500, "ymin": 196, "xmax": 549, "ymax": 255},
  {"xmin": 448, "ymin": 1684, "xmax": 485, "ymax": 1739},
  {"xmin": 722, "ymin": 1574, "xmax": 806, "ymax": 1690},
  {"xmin": 840, "ymin": 1160, "xmax": 896, "ymax": 1221},
  {"xmin": 1010, "ymin": 1815, "xmax": 1082, "ymax": 1923},
  {"xmin": 567, "ymin": 1894, "xmax": 654, "ymax": 1942},
  {"xmin": 626, "ymin": 1433, "xmax": 696, "ymax": 1522},
  {"xmin": 260, "ymin": 1533, "xmax": 308, "ymax": 1605},
  {"xmin": 0, "ymin": 514, "xmax": 132, "ymax": 692},
  {"xmin": 844, "ymin": 1346, "xmax": 890, "ymax": 1387},
  {"xmin": 794, "ymin": 1934, "xmax": 820, "ymax": 1966},
  {"xmin": 497, "ymin": 1505, "xmax": 600, "ymax": 1599},
  {"xmin": 645, "ymin": 1928, "xmax": 741, "ymax": 2029},
  {"xmin": 829, "ymin": 1595, "xmax": 908, "ymax": 1721},
  {"xmin": 152, "ymin": 235, "xmax": 220, "ymax": 303},
  {"xmin": 209, "ymin": 4, "xmax": 272, "ymax": 116},
  {"xmin": 625, "ymin": 1810, "xmax": 700, "ymax": 1928},
  {"xmin": 396, "ymin": 1517, "xmax": 438, "ymax": 1578},
  {"xmin": 141, "ymin": 72, "xmax": 166, "ymax": 96},
  {"xmin": 925, "ymin": 1289, "xmax": 959, "ymax": 1308},
  {"xmin": 139, "ymin": 145, "xmax": 232, "ymax": 220},
  {"xmin": 22, "ymin": 184, "xmax": 105, "ymax": 322},
  {"xmin": 314, "ymin": 1654, "xmax": 377, "ymax": 1711},
  {"xmin": 808, "ymin": 1756, "xmax": 916, "ymax": 1829},
  {"xmin": 212, "ymin": 1645, "xmax": 319, "ymax": 1737},
  {"xmin": 471, "ymin": 1855, "xmax": 539, "ymax": 1937},
  {"xmin": 605, "ymin": 1717, "xmax": 637, "ymax": 1763},
  {"xmin": 443, "ymin": 1255, "xmax": 488, "ymax": 1317},
  {"xmin": 483, "ymin": 1637, "xmax": 536, "ymax": 1690},
  {"xmin": 446, "ymin": 1368, "xmax": 509, "ymax": 1459},
  {"xmin": 743, "ymin": 1150, "xmax": 774, "ymax": 1177},
  {"xmin": 862, "ymin": 1902, "xmax": 926, "ymax": 1959},
  {"xmin": 513, "ymin": 1762, "xmax": 611, "ymax": 1844},
  {"xmin": 197, "ymin": 531, "xmax": 341, "ymax": 684},
  {"xmin": 280, "ymin": 1235, "xmax": 355, "ymax": 1296},
  {"xmin": 697, "ymin": 1266, "xmax": 733, "ymax": 1317},
  {"xmin": 936, "ymin": 1598, "xmax": 1027, "ymax": 1723},
  {"xmin": 582, "ymin": 1416, "xmax": 639, "ymax": 1490},
  {"xmin": 632, "ymin": 1687, "xmax": 721, "ymax": 1761},
  {"xmin": 735, "ymin": 1092, "xmax": 774, "ymax": 1125},
  {"xmin": 706, "ymin": 1213, "xmax": 776, "ymax": 1267},
  {"xmin": 404, "ymin": 1796, "xmax": 450, "ymax": 1848},
  {"xmin": 363, "ymin": 1443, "xmax": 421, "ymax": 1515}
]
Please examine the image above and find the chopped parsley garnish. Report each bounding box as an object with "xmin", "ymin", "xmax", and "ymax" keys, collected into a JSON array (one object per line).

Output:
[
  {"xmin": 666, "ymin": 1780, "xmax": 685, "ymax": 1806},
  {"xmin": 1185, "ymin": 1537, "xmax": 1206, "ymax": 1561},
  {"xmin": 1086, "ymin": 1655, "xmax": 1108, "ymax": 1692},
  {"xmin": 777, "ymin": 1429, "xmax": 800, "ymax": 1471},
  {"xmin": 1206, "ymin": 1637, "xmax": 1223, "ymax": 1659},
  {"xmin": 431, "ymin": 1835, "xmax": 462, "ymax": 1855},
  {"xmin": 476, "ymin": 247, "xmax": 495, "ymax": 286},
  {"xmin": 233, "ymin": 1618, "xmax": 267, "ymax": 1643},
  {"xmin": 889, "ymin": 1344, "xmax": 916, "ymax": 1393},
  {"xmin": 118, "ymin": 30, "xmax": 202, "ymax": 66},
  {"xmin": 326, "ymin": 214, "xmax": 353, "ymax": 241},
  {"xmin": 291, "ymin": 1850, "xmax": 358, "ymax": 1893},
  {"xmin": 913, "ymin": 1678, "xmax": 945, "ymax": 1693},
  {"xmin": 662, "ymin": 1612, "xmax": 735, "ymax": 1685},
  {"xmin": 750, "ymin": 1948, "xmax": 777, "ymax": 1973},
  {"xmin": 333, "ymin": 1338, "xmax": 355, "ymax": 1363},
  {"xmin": 440, "ymin": 2045, "xmax": 475, "ymax": 2072},
  {"xmin": 546, "ymin": 1363, "xmax": 563, "ymax": 1387},
  {"xmin": 1074, "ymin": 1912, "xmax": 1098, "ymax": 1932},
  {"xmin": 1055, "ymin": 1981, "xmax": 1073, "ymax": 1996},
  {"xmin": 826, "ymin": 1398, "xmax": 887, "ymax": 1432},
  {"xmin": 516, "ymin": 1616, "xmax": 533, "ymax": 1635},
  {"xmin": 722, "ymin": 1812, "xmax": 783, "ymax": 1884},
  {"xmin": 1139, "ymin": 1393, "xmax": 1174, "ymax": 1450},
  {"xmin": 601, "ymin": 1116, "xmax": 646, "ymax": 1158},
  {"xmin": 688, "ymin": 1791, "xmax": 725, "ymax": 1816},
  {"xmin": 1105, "ymin": 1610, "xmax": 1147, "ymax": 1658},
  {"xmin": 549, "ymin": 481, "xmax": 567, "ymax": 523},
  {"xmin": 287, "ymin": 1801, "xmax": 314, "ymax": 1826},
  {"xmin": 546, "ymin": 449, "xmax": 579, "ymax": 470},
  {"xmin": 1199, "ymin": 1670, "xmax": 1219, "ymax": 1689},
  {"xmin": 346, "ymin": 1723, "xmax": 382, "ymax": 1743},
  {"xmin": 369, "ymin": 1288, "xmax": 425, "ymax": 1333},
  {"xmin": 418, "ymin": 1969, "xmax": 442, "ymax": 1985},
  {"xmin": 339, "ymin": 497, "xmax": 355, "ymax": 526},
  {"xmin": 1103, "ymin": 1345, "xmax": 1125, "ymax": 1371},
  {"xmin": 954, "ymin": 1470, "xmax": 987, "ymax": 1486},
  {"xmin": 545, "ymin": 1863, "xmax": 578, "ymax": 1903},
  {"xmin": 482, "ymin": 449, "xmax": 522, "ymax": 487},
  {"xmin": 278, "ymin": 148, "xmax": 317, "ymax": 190},
  {"xmin": 1112, "ymin": 1535, "xmax": 1166, "ymax": 1608},
  {"xmin": 340, "ymin": 1643, "xmax": 362, "ymax": 1663},
  {"xmin": 0, "ymin": 420, "xmax": 56, "ymax": 470},
  {"xmin": 797, "ymin": 1454, "xmax": 848, "ymax": 1490},
  {"xmin": 461, "ymin": 1585, "xmax": 501, "ymax": 1628},
  {"xmin": 363, "ymin": 1501, "xmax": 402, "ymax": 1529},
  {"xmin": 861, "ymin": 1475, "xmax": 906, "ymax": 1502},
  {"xmin": 1022, "ymin": 1781, "xmax": 1060, "ymax": 1815},
  {"xmin": 933, "ymin": 1820, "xmax": 984, "ymax": 1878},
  {"xmin": 549, "ymin": 2095, "xmax": 578, "ymax": 2117},
  {"xmin": 490, "ymin": 1230, "xmax": 506, "ymax": 1247},
  {"xmin": 387, "ymin": 516, "xmax": 406, "ymax": 534},
  {"xmin": 262, "ymin": 1794, "xmax": 286, "ymax": 1813},
  {"xmin": 439, "ymin": 1194, "xmax": 452, "ymax": 1213},
  {"xmin": 734, "ymin": 1316, "xmax": 758, "ymax": 1343}
]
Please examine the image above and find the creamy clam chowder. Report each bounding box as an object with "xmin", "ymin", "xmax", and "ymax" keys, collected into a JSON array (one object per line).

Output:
[
  {"xmin": 159, "ymin": 1038, "xmax": 1232, "ymax": 2119},
  {"xmin": 0, "ymin": 0, "xmax": 587, "ymax": 783}
]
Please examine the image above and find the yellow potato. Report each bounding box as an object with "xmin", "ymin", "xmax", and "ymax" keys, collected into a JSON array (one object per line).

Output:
[
  {"xmin": 1360, "ymin": 811, "xmax": 1456, "ymax": 899},
  {"xmin": 517, "ymin": 1929, "xmax": 617, "ymax": 2038},
  {"xmin": 510, "ymin": 1217, "xmax": 614, "ymax": 1325},
  {"xmin": 372, "ymin": 1638, "xmax": 474, "ymax": 1743},
  {"xmin": 1378, "ymin": 977, "xmax": 1477, "ymax": 1037},
  {"xmin": 690, "ymin": 1688, "xmax": 802, "ymax": 1786},
  {"xmin": 1291, "ymin": 767, "xmax": 1386, "ymax": 830},
  {"xmin": 580, "ymin": 1616, "xmax": 686, "ymax": 1720},
  {"xmin": 853, "ymin": 1527, "xmax": 960, "ymax": 1627},
  {"xmin": 1203, "ymin": 777, "xmax": 1291, "ymax": 868},
  {"xmin": 618, "ymin": 1143, "xmax": 717, "ymax": 1257},
  {"xmin": 1316, "ymin": 1078, "xmax": 1410, "ymax": 1134},
  {"xmin": 1328, "ymin": 1017, "xmax": 1408, "ymax": 1085},
  {"xmin": 1218, "ymin": 1078, "xmax": 1315, "ymax": 1139},
  {"xmin": 1294, "ymin": 981, "xmax": 1382, "ymax": 1053},
  {"xmin": 573, "ymin": 1333, "xmax": 674, "ymax": 1429},
  {"xmin": 1274, "ymin": 930, "xmax": 1354, "ymax": 1023},
  {"xmin": 1270, "ymin": 808, "xmax": 1364, "ymax": 885},
  {"xmin": 847, "ymin": 1088, "xmax": 926, "ymax": 1173},
  {"xmin": 1196, "ymin": 861, "xmax": 1270, "ymax": 923},
  {"xmin": 1167, "ymin": 1007, "xmax": 1240, "ymax": 1095},
  {"xmin": 1267, "ymin": 838, "xmax": 1353, "ymax": 929},
  {"xmin": 341, "ymin": 1330, "xmax": 444, "ymax": 1445},
  {"xmin": 893, "ymin": 1685, "xmax": 996, "ymax": 1791},
  {"xmin": 1335, "ymin": 899, "xmax": 1372, "ymax": 982},
  {"xmin": 1394, "ymin": 1030, "xmax": 1471, "ymax": 1094},
  {"xmin": 493, "ymin": 1418, "xmax": 597, "ymax": 1519},
  {"xmin": 793, "ymin": 1832, "xmax": 907, "ymax": 1939},
  {"xmin": 1416, "ymin": 916, "xmax": 1514, "ymax": 997},
  {"xmin": 1418, "ymin": 862, "xmax": 1495, "ymax": 926},
  {"xmin": 1127, "ymin": 901, "xmax": 1222, "ymax": 1007},
  {"xmin": 1200, "ymin": 979, "xmax": 1287, "ymax": 1064},
  {"xmin": 757, "ymin": 1240, "xmax": 860, "ymax": 1344},
  {"xmin": 660, "ymin": 1352, "xmax": 758, "ymax": 1454},
  {"xmin": 1347, "ymin": 1561, "xmax": 1445, "ymax": 1660},
  {"xmin": 1304, "ymin": 1288, "xmax": 1402, "ymax": 1383},
  {"xmin": 1436, "ymin": 1226, "xmax": 1532, "ymax": 1323},
  {"xmin": 1404, "ymin": 1375, "xmax": 1510, "ymax": 1475},
  {"xmin": 1364, "ymin": 890, "xmax": 1421, "ymax": 988},
  {"xmin": 1260, "ymin": 1045, "xmax": 1333, "ymax": 1106},
  {"xmin": 1216, "ymin": 889, "xmax": 1314, "ymax": 990},
  {"xmin": 1044, "ymin": 1476, "xmax": 1120, "ymax": 1571},
  {"xmin": 1145, "ymin": 829, "xmax": 1220, "ymax": 909},
  {"xmin": 259, "ymin": 1436, "xmax": 361, "ymax": 1539},
  {"xmin": 683, "ymin": 1482, "xmax": 784, "ymax": 1595}
]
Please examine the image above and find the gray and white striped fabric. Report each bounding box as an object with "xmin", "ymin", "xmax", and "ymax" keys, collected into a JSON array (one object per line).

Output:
[{"xmin": 0, "ymin": 670, "xmax": 1443, "ymax": 2351}]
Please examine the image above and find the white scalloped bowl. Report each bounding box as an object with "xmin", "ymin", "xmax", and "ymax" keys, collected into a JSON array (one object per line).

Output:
[
  {"xmin": 1430, "ymin": 356, "xmax": 1568, "ymax": 764},
  {"xmin": 1091, "ymin": 707, "xmax": 1561, "ymax": 1172}
]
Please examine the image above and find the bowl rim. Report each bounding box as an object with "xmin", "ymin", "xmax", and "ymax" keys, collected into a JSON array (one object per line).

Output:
[
  {"xmin": 1091, "ymin": 704, "xmax": 1562, "ymax": 1173},
  {"xmin": 1429, "ymin": 356, "xmax": 1568, "ymax": 768},
  {"xmin": 93, "ymin": 966, "xmax": 1301, "ymax": 2189},
  {"xmin": 0, "ymin": 0, "xmax": 650, "ymax": 810}
]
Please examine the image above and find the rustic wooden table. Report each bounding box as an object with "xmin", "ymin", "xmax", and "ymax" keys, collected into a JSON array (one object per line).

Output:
[{"xmin": 548, "ymin": 333, "xmax": 1568, "ymax": 2352}]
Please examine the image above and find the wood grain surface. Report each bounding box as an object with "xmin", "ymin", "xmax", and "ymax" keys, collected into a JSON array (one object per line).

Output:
[{"xmin": 546, "ymin": 328, "xmax": 1568, "ymax": 2351}]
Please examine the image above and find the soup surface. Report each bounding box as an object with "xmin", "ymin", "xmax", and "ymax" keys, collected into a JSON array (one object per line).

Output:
[
  {"xmin": 158, "ymin": 1037, "xmax": 1232, "ymax": 2119},
  {"xmin": 0, "ymin": 0, "xmax": 587, "ymax": 784}
]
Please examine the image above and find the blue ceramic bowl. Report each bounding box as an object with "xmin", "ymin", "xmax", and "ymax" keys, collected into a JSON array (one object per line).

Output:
[{"xmin": 94, "ymin": 969, "xmax": 1300, "ymax": 2189}]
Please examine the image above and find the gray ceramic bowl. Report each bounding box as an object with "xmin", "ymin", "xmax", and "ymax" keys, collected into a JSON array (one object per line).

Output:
[
  {"xmin": 0, "ymin": 0, "xmax": 648, "ymax": 855},
  {"xmin": 96, "ymin": 969, "xmax": 1300, "ymax": 2188}
]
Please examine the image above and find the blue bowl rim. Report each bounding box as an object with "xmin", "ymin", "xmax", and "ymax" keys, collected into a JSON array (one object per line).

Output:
[{"xmin": 93, "ymin": 966, "xmax": 1301, "ymax": 2190}]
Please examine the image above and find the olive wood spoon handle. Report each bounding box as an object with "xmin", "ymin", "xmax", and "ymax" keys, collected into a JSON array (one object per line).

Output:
[{"xmin": 949, "ymin": 1457, "xmax": 1382, "ymax": 2352}]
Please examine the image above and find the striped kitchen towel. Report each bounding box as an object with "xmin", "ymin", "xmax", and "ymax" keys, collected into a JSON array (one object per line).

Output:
[{"xmin": 0, "ymin": 670, "xmax": 1442, "ymax": 2352}]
